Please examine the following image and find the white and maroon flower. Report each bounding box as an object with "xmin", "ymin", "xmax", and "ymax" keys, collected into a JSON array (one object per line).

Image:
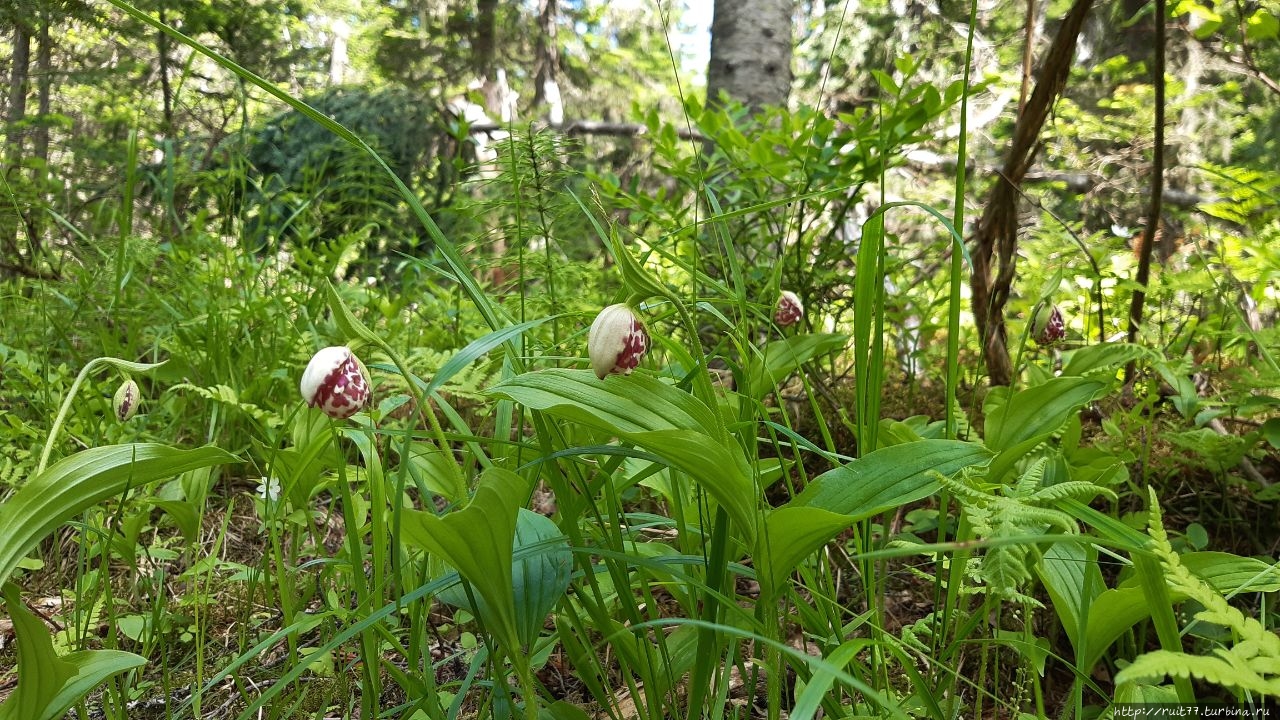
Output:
[
  {"xmin": 588, "ymin": 304, "xmax": 649, "ymax": 380},
  {"xmin": 775, "ymin": 290, "xmax": 803, "ymax": 327},
  {"xmin": 1032, "ymin": 305, "xmax": 1066, "ymax": 346},
  {"xmin": 113, "ymin": 379, "xmax": 141, "ymax": 422},
  {"xmin": 300, "ymin": 346, "xmax": 371, "ymax": 419}
]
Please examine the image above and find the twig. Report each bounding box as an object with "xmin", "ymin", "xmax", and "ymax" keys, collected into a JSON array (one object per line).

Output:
[{"xmin": 1207, "ymin": 417, "xmax": 1271, "ymax": 486}]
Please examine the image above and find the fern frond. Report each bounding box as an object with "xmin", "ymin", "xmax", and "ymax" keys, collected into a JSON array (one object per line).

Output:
[
  {"xmin": 1027, "ymin": 480, "xmax": 1117, "ymax": 504},
  {"xmin": 938, "ymin": 472, "xmax": 992, "ymax": 505},
  {"xmin": 1012, "ymin": 457, "xmax": 1047, "ymax": 498},
  {"xmin": 172, "ymin": 383, "xmax": 284, "ymax": 428},
  {"xmin": 1121, "ymin": 488, "xmax": 1280, "ymax": 699},
  {"xmin": 987, "ymin": 498, "xmax": 1077, "ymax": 534},
  {"xmin": 1115, "ymin": 651, "xmax": 1280, "ymax": 697}
]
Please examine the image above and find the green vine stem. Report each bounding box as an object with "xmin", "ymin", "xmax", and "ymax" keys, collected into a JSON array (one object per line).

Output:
[{"xmin": 37, "ymin": 357, "xmax": 165, "ymax": 475}]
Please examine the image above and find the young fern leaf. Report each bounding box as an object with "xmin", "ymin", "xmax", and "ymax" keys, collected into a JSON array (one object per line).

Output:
[
  {"xmin": 1114, "ymin": 489, "xmax": 1280, "ymax": 698},
  {"xmin": 943, "ymin": 458, "xmax": 1113, "ymax": 603},
  {"xmin": 172, "ymin": 383, "xmax": 284, "ymax": 428},
  {"xmin": 1027, "ymin": 480, "xmax": 1118, "ymax": 505}
]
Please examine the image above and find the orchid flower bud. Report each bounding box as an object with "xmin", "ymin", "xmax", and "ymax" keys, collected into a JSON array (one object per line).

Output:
[
  {"xmin": 588, "ymin": 304, "xmax": 649, "ymax": 380},
  {"xmin": 775, "ymin": 290, "xmax": 803, "ymax": 327},
  {"xmin": 1032, "ymin": 305, "xmax": 1066, "ymax": 346},
  {"xmin": 300, "ymin": 346, "xmax": 371, "ymax": 419},
  {"xmin": 113, "ymin": 379, "xmax": 141, "ymax": 422}
]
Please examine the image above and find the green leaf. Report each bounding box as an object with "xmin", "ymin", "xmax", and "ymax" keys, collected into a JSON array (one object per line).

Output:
[
  {"xmin": 414, "ymin": 317, "xmax": 558, "ymax": 399},
  {"xmin": 490, "ymin": 369, "xmax": 721, "ymax": 436},
  {"xmin": 323, "ymin": 281, "xmax": 382, "ymax": 347},
  {"xmin": 511, "ymin": 511, "xmax": 572, "ymax": 647},
  {"xmin": 1061, "ymin": 343, "xmax": 1153, "ymax": 377},
  {"xmin": 395, "ymin": 442, "xmax": 468, "ymax": 501},
  {"xmin": 1080, "ymin": 586, "xmax": 1149, "ymax": 673},
  {"xmin": 0, "ymin": 583, "xmax": 146, "ymax": 720},
  {"xmin": 792, "ymin": 440, "xmax": 992, "ymax": 519},
  {"xmin": 1247, "ymin": 9, "xmax": 1280, "ymax": 41},
  {"xmin": 746, "ymin": 334, "xmax": 848, "ymax": 400},
  {"xmin": 1261, "ymin": 418, "xmax": 1280, "ymax": 449},
  {"xmin": 489, "ymin": 370, "xmax": 757, "ymax": 538},
  {"xmin": 1181, "ymin": 552, "xmax": 1280, "ymax": 594},
  {"xmin": 1185, "ymin": 523, "xmax": 1209, "ymax": 551},
  {"xmin": 791, "ymin": 640, "xmax": 868, "ymax": 720},
  {"xmin": 0, "ymin": 443, "xmax": 240, "ymax": 590},
  {"xmin": 540, "ymin": 702, "xmax": 592, "ymax": 720},
  {"xmin": 438, "ymin": 509, "xmax": 571, "ymax": 648},
  {"xmin": 400, "ymin": 468, "xmax": 528, "ymax": 651},
  {"xmin": 757, "ymin": 506, "xmax": 855, "ymax": 599},
  {"xmin": 148, "ymin": 499, "xmax": 202, "ymax": 544},
  {"xmin": 1036, "ymin": 542, "xmax": 1103, "ymax": 654},
  {"xmin": 984, "ymin": 377, "xmax": 1107, "ymax": 452},
  {"xmin": 116, "ymin": 614, "xmax": 148, "ymax": 643}
]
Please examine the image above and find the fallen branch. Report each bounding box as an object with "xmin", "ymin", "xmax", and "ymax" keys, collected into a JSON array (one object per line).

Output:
[{"xmin": 466, "ymin": 119, "xmax": 706, "ymax": 141}]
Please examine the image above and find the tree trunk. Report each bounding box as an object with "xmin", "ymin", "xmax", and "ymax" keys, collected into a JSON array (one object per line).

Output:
[
  {"xmin": 970, "ymin": 0, "xmax": 1093, "ymax": 386},
  {"xmin": 532, "ymin": 0, "xmax": 561, "ymax": 122},
  {"xmin": 6, "ymin": 22, "xmax": 31, "ymax": 167},
  {"xmin": 29, "ymin": 14, "xmax": 51, "ymax": 256},
  {"xmin": 474, "ymin": 0, "xmax": 513, "ymax": 119},
  {"xmin": 158, "ymin": 7, "xmax": 174, "ymax": 146},
  {"xmin": 706, "ymin": 0, "xmax": 794, "ymax": 111},
  {"xmin": 4, "ymin": 22, "xmax": 32, "ymax": 274},
  {"xmin": 329, "ymin": 18, "xmax": 351, "ymax": 85},
  {"xmin": 474, "ymin": 0, "xmax": 497, "ymax": 79},
  {"xmin": 34, "ymin": 17, "xmax": 50, "ymax": 169}
]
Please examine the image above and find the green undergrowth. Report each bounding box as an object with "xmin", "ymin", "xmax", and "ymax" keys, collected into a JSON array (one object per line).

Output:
[{"xmin": 1, "ymin": 2, "xmax": 1279, "ymax": 719}]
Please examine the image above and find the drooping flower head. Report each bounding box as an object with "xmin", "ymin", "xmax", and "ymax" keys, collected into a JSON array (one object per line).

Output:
[
  {"xmin": 775, "ymin": 290, "xmax": 803, "ymax": 327},
  {"xmin": 300, "ymin": 346, "xmax": 371, "ymax": 419},
  {"xmin": 1032, "ymin": 305, "xmax": 1066, "ymax": 346},
  {"xmin": 588, "ymin": 304, "xmax": 649, "ymax": 380},
  {"xmin": 113, "ymin": 379, "xmax": 141, "ymax": 422}
]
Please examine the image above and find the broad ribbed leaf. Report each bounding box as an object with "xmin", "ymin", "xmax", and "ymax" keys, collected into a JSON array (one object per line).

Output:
[
  {"xmin": 1061, "ymin": 343, "xmax": 1153, "ymax": 376},
  {"xmin": 510, "ymin": 511, "xmax": 572, "ymax": 647},
  {"xmin": 44, "ymin": 650, "xmax": 148, "ymax": 720},
  {"xmin": 400, "ymin": 468, "xmax": 527, "ymax": 651},
  {"xmin": 1081, "ymin": 586, "xmax": 1148, "ymax": 673},
  {"xmin": 0, "ymin": 583, "xmax": 145, "ymax": 720},
  {"xmin": 436, "ymin": 509, "xmax": 571, "ymax": 649},
  {"xmin": 746, "ymin": 334, "xmax": 848, "ymax": 400},
  {"xmin": 1182, "ymin": 552, "xmax": 1280, "ymax": 594},
  {"xmin": 1036, "ymin": 542, "xmax": 1104, "ymax": 653},
  {"xmin": 396, "ymin": 441, "xmax": 468, "ymax": 501},
  {"xmin": 757, "ymin": 506, "xmax": 855, "ymax": 598},
  {"xmin": 792, "ymin": 440, "xmax": 991, "ymax": 519},
  {"xmin": 490, "ymin": 370, "xmax": 758, "ymax": 536},
  {"xmin": 490, "ymin": 368, "xmax": 722, "ymax": 436},
  {"xmin": 984, "ymin": 378, "xmax": 1107, "ymax": 452},
  {"xmin": 0, "ymin": 444, "xmax": 240, "ymax": 590}
]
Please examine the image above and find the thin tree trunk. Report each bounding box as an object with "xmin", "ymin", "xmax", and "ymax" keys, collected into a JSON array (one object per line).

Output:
[
  {"xmin": 34, "ymin": 18, "xmax": 50, "ymax": 169},
  {"xmin": 30, "ymin": 14, "xmax": 52, "ymax": 256},
  {"xmin": 1018, "ymin": 0, "xmax": 1037, "ymax": 112},
  {"xmin": 970, "ymin": 0, "xmax": 1093, "ymax": 386},
  {"xmin": 474, "ymin": 0, "xmax": 497, "ymax": 78},
  {"xmin": 4, "ymin": 22, "xmax": 32, "ymax": 274},
  {"xmin": 6, "ymin": 23, "xmax": 31, "ymax": 168},
  {"xmin": 532, "ymin": 0, "xmax": 561, "ymax": 121},
  {"xmin": 158, "ymin": 6, "xmax": 174, "ymax": 148},
  {"xmin": 1124, "ymin": 0, "xmax": 1165, "ymax": 381}
]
